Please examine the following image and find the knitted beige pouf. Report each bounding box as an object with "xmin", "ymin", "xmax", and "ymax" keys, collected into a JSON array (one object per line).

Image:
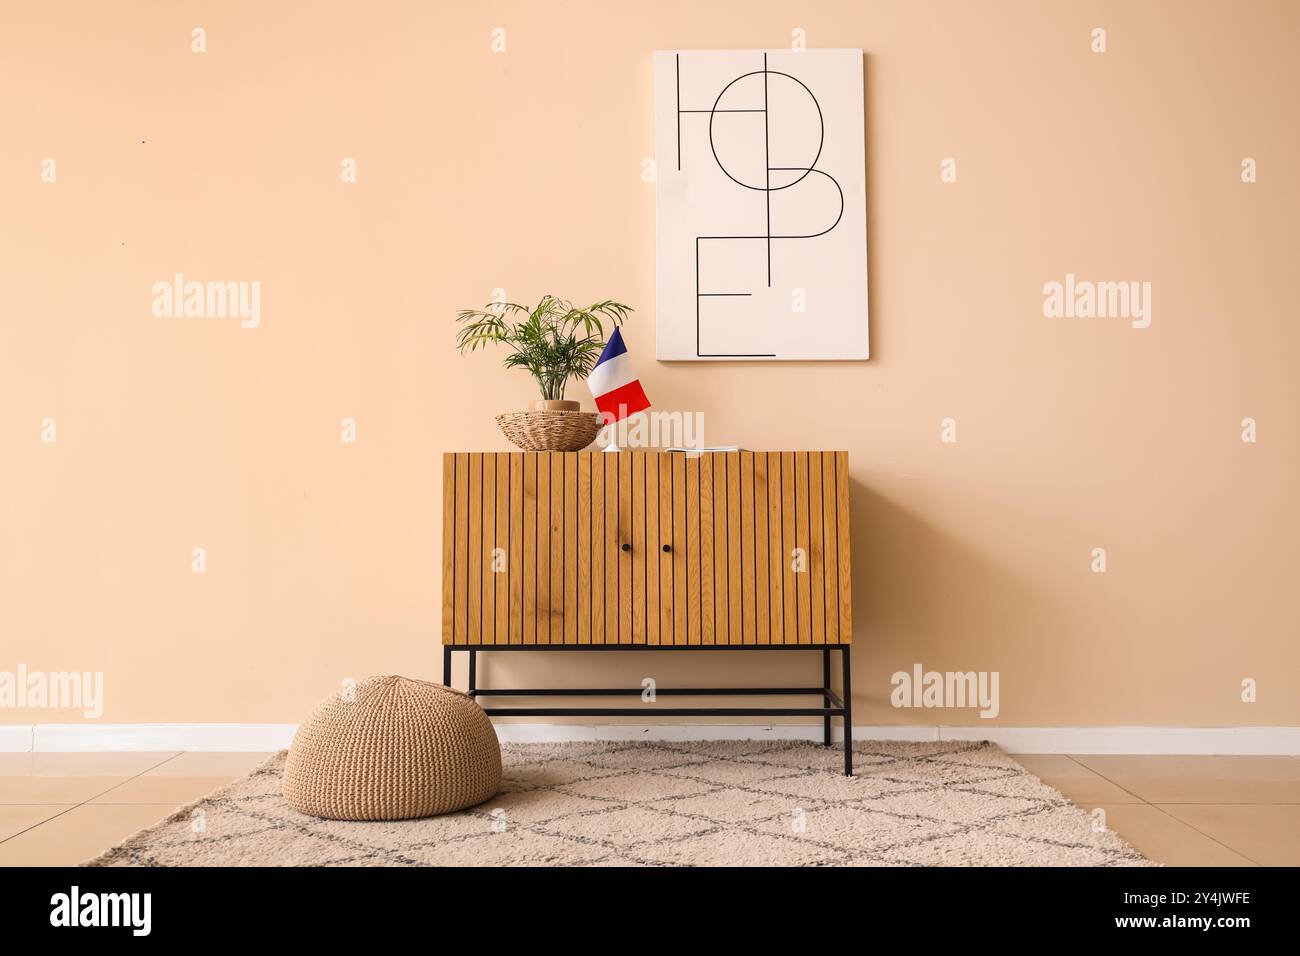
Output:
[{"xmin": 284, "ymin": 675, "xmax": 501, "ymax": 821}]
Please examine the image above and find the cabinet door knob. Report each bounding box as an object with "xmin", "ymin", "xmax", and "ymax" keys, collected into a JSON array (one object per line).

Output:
[
  {"xmin": 662, "ymin": 544, "xmax": 672, "ymax": 553},
  {"xmin": 621, "ymin": 543, "xmax": 631, "ymax": 553}
]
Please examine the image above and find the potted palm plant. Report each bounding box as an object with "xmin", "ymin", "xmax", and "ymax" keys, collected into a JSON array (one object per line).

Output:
[{"xmin": 456, "ymin": 295, "xmax": 633, "ymax": 451}]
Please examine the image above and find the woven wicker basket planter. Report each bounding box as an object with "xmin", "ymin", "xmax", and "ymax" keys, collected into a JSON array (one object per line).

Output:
[
  {"xmin": 496, "ymin": 409, "xmax": 603, "ymax": 452},
  {"xmin": 283, "ymin": 675, "xmax": 501, "ymax": 821}
]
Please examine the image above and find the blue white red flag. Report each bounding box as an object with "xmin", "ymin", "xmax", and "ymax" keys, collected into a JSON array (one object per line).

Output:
[{"xmin": 587, "ymin": 328, "xmax": 651, "ymax": 424}]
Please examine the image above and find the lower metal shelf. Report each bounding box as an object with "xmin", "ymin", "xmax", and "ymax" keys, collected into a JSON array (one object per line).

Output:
[{"xmin": 442, "ymin": 644, "xmax": 854, "ymax": 775}]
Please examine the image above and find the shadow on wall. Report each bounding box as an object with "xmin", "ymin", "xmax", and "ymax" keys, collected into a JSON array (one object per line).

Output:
[
  {"xmin": 455, "ymin": 467, "xmax": 1061, "ymax": 729},
  {"xmin": 847, "ymin": 475, "xmax": 1064, "ymax": 724}
]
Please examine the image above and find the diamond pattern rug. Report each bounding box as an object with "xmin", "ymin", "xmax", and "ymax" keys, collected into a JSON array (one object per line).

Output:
[{"xmin": 84, "ymin": 740, "xmax": 1154, "ymax": 866}]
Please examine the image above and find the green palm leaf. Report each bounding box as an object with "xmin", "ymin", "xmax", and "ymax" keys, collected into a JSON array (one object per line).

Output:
[{"xmin": 455, "ymin": 294, "xmax": 634, "ymax": 401}]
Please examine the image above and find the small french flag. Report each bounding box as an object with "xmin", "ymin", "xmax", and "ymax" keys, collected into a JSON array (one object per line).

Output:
[{"xmin": 587, "ymin": 328, "xmax": 651, "ymax": 425}]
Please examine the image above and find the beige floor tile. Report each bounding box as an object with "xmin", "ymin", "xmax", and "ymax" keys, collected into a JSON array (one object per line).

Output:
[
  {"xmin": 90, "ymin": 776, "xmax": 236, "ymax": 805},
  {"xmin": 1086, "ymin": 803, "xmax": 1256, "ymax": 867},
  {"xmin": 1071, "ymin": 755, "xmax": 1300, "ymax": 803},
  {"xmin": 0, "ymin": 752, "xmax": 178, "ymax": 777},
  {"xmin": 0, "ymin": 776, "xmax": 139, "ymax": 804},
  {"xmin": 0, "ymin": 805, "xmax": 172, "ymax": 866},
  {"xmin": 1160, "ymin": 804, "xmax": 1300, "ymax": 867},
  {"xmin": 1011, "ymin": 754, "xmax": 1143, "ymax": 804},
  {"xmin": 0, "ymin": 805, "xmax": 76, "ymax": 841},
  {"xmin": 141, "ymin": 752, "xmax": 272, "ymax": 777},
  {"xmin": 0, "ymin": 754, "xmax": 36, "ymax": 775}
]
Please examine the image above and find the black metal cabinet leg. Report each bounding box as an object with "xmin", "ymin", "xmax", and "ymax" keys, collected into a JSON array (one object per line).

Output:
[
  {"xmin": 443, "ymin": 646, "xmax": 453, "ymax": 689},
  {"xmin": 468, "ymin": 649, "xmax": 477, "ymax": 695},
  {"xmin": 822, "ymin": 648, "xmax": 832, "ymax": 747},
  {"xmin": 841, "ymin": 646, "xmax": 853, "ymax": 776}
]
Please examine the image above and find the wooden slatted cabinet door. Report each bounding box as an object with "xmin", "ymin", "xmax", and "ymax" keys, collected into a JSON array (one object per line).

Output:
[
  {"xmin": 698, "ymin": 451, "xmax": 715, "ymax": 645},
  {"xmin": 618, "ymin": 452, "xmax": 632, "ymax": 644},
  {"xmin": 604, "ymin": 453, "xmax": 620, "ymax": 644},
  {"xmin": 453, "ymin": 453, "xmax": 469, "ymax": 645},
  {"xmin": 740, "ymin": 452, "xmax": 757, "ymax": 644},
  {"xmin": 510, "ymin": 453, "xmax": 523, "ymax": 644},
  {"xmin": 819, "ymin": 451, "xmax": 840, "ymax": 645},
  {"xmin": 549, "ymin": 453, "xmax": 565, "ymax": 644},
  {"xmin": 726, "ymin": 452, "xmax": 743, "ymax": 644},
  {"xmin": 806, "ymin": 451, "xmax": 826, "ymax": 646},
  {"xmin": 658, "ymin": 454, "xmax": 675, "ymax": 645},
  {"xmin": 835, "ymin": 451, "xmax": 852, "ymax": 642},
  {"xmin": 780, "ymin": 451, "xmax": 798, "ymax": 644},
  {"xmin": 591, "ymin": 453, "xmax": 606, "ymax": 643},
  {"xmin": 523, "ymin": 454, "xmax": 537, "ymax": 645},
  {"xmin": 535, "ymin": 454, "xmax": 551, "ymax": 644},
  {"xmin": 793, "ymin": 451, "xmax": 811, "ymax": 644},
  {"xmin": 631, "ymin": 452, "xmax": 647, "ymax": 644},
  {"xmin": 765, "ymin": 452, "xmax": 785, "ymax": 644},
  {"xmin": 644, "ymin": 453, "xmax": 660, "ymax": 645},
  {"xmin": 481, "ymin": 453, "xmax": 498, "ymax": 645},
  {"xmin": 685, "ymin": 455, "xmax": 701, "ymax": 645},
  {"xmin": 577, "ymin": 454, "xmax": 592, "ymax": 645},
  {"xmin": 467, "ymin": 453, "xmax": 483, "ymax": 645},
  {"xmin": 671, "ymin": 454, "xmax": 687, "ymax": 646},
  {"xmin": 710, "ymin": 454, "xmax": 729, "ymax": 644},
  {"xmin": 752, "ymin": 451, "xmax": 770, "ymax": 645},
  {"xmin": 441, "ymin": 454, "xmax": 456, "ymax": 646},
  {"xmin": 493, "ymin": 453, "xmax": 508, "ymax": 643},
  {"xmin": 564, "ymin": 453, "xmax": 578, "ymax": 645}
]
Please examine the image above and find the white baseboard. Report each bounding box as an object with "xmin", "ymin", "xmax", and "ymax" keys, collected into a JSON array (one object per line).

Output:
[
  {"xmin": 0, "ymin": 725, "xmax": 34, "ymax": 752},
  {"xmin": 1, "ymin": 722, "xmax": 1297, "ymax": 754},
  {"xmin": 25, "ymin": 723, "xmax": 298, "ymax": 753},
  {"xmin": 934, "ymin": 725, "xmax": 1300, "ymax": 755}
]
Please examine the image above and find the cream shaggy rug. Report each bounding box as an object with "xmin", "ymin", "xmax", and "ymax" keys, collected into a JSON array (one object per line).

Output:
[{"xmin": 85, "ymin": 740, "xmax": 1153, "ymax": 867}]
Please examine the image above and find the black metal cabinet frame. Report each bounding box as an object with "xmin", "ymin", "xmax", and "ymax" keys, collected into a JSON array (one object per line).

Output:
[{"xmin": 443, "ymin": 643, "xmax": 854, "ymax": 775}]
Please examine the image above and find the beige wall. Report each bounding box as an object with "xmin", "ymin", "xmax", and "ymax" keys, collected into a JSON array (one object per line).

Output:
[{"xmin": 2, "ymin": 0, "xmax": 1297, "ymax": 728}]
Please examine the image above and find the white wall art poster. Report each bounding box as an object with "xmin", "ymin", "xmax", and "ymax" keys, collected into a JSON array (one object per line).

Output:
[{"xmin": 654, "ymin": 49, "xmax": 868, "ymax": 361}]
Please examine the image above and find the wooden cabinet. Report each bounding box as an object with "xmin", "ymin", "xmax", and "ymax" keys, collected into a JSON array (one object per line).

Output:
[{"xmin": 442, "ymin": 451, "xmax": 851, "ymax": 646}]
